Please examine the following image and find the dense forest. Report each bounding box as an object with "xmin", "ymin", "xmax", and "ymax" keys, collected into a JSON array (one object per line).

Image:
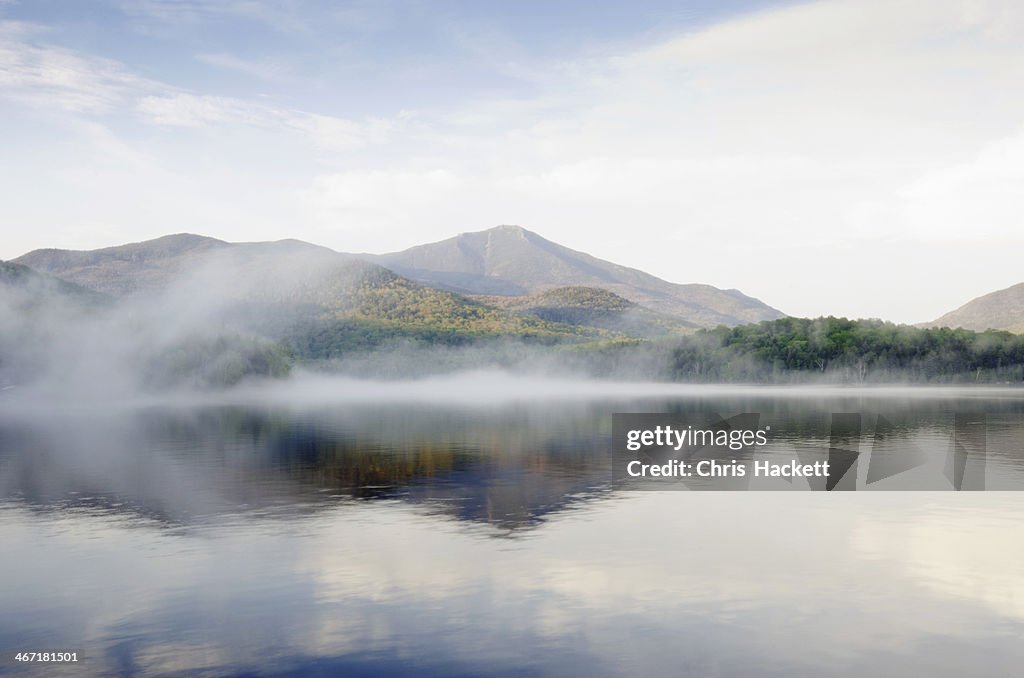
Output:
[{"xmin": 667, "ymin": 317, "xmax": 1024, "ymax": 383}]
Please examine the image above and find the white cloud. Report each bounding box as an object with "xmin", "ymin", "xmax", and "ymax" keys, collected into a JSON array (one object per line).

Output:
[
  {"xmin": 637, "ymin": 0, "xmax": 1022, "ymax": 66},
  {"xmin": 136, "ymin": 93, "xmax": 392, "ymax": 151},
  {"xmin": 0, "ymin": 21, "xmax": 155, "ymax": 113},
  {"xmin": 0, "ymin": 24, "xmax": 391, "ymax": 152},
  {"xmin": 136, "ymin": 93, "xmax": 264, "ymax": 127}
]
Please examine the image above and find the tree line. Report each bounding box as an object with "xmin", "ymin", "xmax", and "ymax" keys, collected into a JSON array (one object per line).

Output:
[{"xmin": 668, "ymin": 316, "xmax": 1024, "ymax": 383}]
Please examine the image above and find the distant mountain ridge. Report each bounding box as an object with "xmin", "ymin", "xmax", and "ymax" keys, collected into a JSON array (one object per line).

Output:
[
  {"xmin": 366, "ymin": 225, "xmax": 783, "ymax": 327},
  {"xmin": 928, "ymin": 283, "xmax": 1024, "ymax": 333},
  {"xmin": 13, "ymin": 226, "xmax": 784, "ymax": 330},
  {"xmin": 13, "ymin": 234, "xmax": 343, "ymax": 298}
]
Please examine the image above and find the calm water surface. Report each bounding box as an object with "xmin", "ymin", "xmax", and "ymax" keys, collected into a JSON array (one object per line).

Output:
[{"xmin": 2, "ymin": 379, "xmax": 1024, "ymax": 676}]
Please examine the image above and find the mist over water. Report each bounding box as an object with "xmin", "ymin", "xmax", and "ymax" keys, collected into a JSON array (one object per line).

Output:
[{"xmin": 3, "ymin": 386, "xmax": 1024, "ymax": 676}]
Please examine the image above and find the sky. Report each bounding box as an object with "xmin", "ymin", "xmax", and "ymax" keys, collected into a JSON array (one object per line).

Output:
[{"xmin": 2, "ymin": 0, "xmax": 1023, "ymax": 323}]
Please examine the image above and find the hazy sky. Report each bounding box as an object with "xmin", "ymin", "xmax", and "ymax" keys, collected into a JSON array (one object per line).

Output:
[{"xmin": 2, "ymin": 0, "xmax": 1023, "ymax": 323}]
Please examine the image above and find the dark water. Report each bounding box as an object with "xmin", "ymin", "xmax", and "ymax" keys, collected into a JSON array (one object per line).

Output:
[{"xmin": 2, "ymin": 378, "xmax": 1024, "ymax": 676}]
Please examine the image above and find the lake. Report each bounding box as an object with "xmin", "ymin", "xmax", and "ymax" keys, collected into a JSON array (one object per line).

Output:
[{"xmin": 2, "ymin": 375, "xmax": 1024, "ymax": 676}]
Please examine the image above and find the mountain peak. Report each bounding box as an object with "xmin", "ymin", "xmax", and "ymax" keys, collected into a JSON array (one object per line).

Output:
[
  {"xmin": 452, "ymin": 224, "xmax": 542, "ymax": 242},
  {"xmin": 485, "ymin": 224, "xmax": 531, "ymax": 236},
  {"xmin": 372, "ymin": 226, "xmax": 783, "ymax": 326},
  {"xmin": 489, "ymin": 224, "xmax": 528, "ymax": 232},
  {"xmin": 11, "ymin": 228, "xmax": 785, "ymax": 328},
  {"xmin": 140, "ymin": 233, "xmax": 226, "ymax": 247}
]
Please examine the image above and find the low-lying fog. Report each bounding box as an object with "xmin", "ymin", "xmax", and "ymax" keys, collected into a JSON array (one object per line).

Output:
[
  {"xmin": 179, "ymin": 371, "xmax": 1024, "ymax": 410},
  {"xmin": 7, "ymin": 366, "xmax": 1024, "ymax": 416},
  {"xmin": 5, "ymin": 243, "xmax": 1024, "ymax": 410}
]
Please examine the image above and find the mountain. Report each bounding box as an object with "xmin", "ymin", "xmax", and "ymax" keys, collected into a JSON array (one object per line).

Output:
[
  {"xmin": 365, "ymin": 225, "xmax": 783, "ymax": 327},
  {"xmin": 928, "ymin": 283, "xmax": 1024, "ymax": 333},
  {"xmin": 11, "ymin": 228, "xmax": 785, "ymax": 361}
]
